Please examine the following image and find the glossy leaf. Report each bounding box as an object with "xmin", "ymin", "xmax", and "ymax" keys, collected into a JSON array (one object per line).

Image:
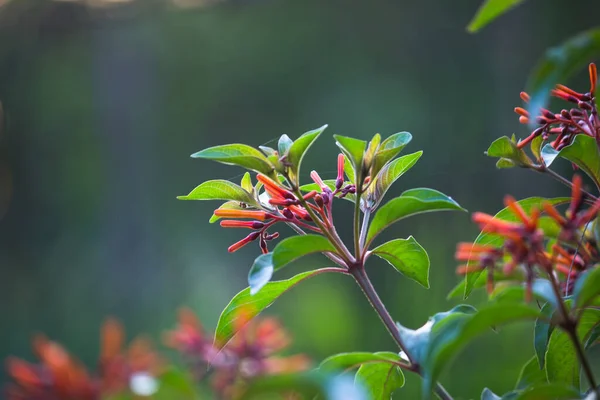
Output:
[
  {"xmin": 365, "ymin": 151, "xmax": 423, "ymax": 211},
  {"xmin": 177, "ymin": 180, "xmax": 257, "ymax": 206},
  {"xmin": 513, "ymin": 383, "xmax": 580, "ymax": 400},
  {"xmin": 319, "ymin": 352, "xmax": 402, "ymax": 373},
  {"xmin": 287, "ymin": 125, "xmax": 327, "ymax": 180},
  {"xmin": 395, "ymin": 305, "xmax": 477, "ymax": 365},
  {"xmin": 240, "ymin": 172, "xmax": 253, "ymax": 193},
  {"xmin": 191, "ymin": 143, "xmax": 274, "ymax": 175},
  {"xmin": 527, "ymin": 28, "xmax": 600, "ymax": 124},
  {"xmin": 467, "ymin": 0, "xmax": 525, "ymax": 33},
  {"xmin": 366, "ymin": 188, "xmax": 465, "ymax": 245},
  {"xmin": 371, "ymin": 236, "xmax": 430, "ymax": 288},
  {"xmin": 272, "ymin": 235, "xmax": 336, "ymax": 271},
  {"xmin": 515, "ymin": 356, "xmax": 547, "ymax": 391},
  {"xmin": 423, "ymin": 303, "xmax": 542, "ymax": 396},
  {"xmin": 355, "ymin": 357, "xmax": 405, "ymax": 400},
  {"xmin": 371, "ymin": 132, "xmax": 412, "ymax": 177},
  {"xmin": 344, "ymin": 156, "xmax": 356, "ymax": 184},
  {"xmin": 545, "ymin": 308, "xmax": 600, "ymax": 388},
  {"xmin": 215, "ymin": 269, "xmax": 334, "ymax": 347},
  {"xmin": 486, "ymin": 136, "xmax": 533, "ymax": 168},
  {"xmin": 573, "ymin": 266, "xmax": 600, "ymax": 309},
  {"xmin": 334, "ymin": 135, "xmax": 367, "ymax": 179},
  {"xmin": 541, "ymin": 135, "xmax": 600, "ymax": 189},
  {"xmin": 278, "ymin": 134, "xmax": 294, "ymax": 156},
  {"xmin": 248, "ymin": 253, "xmax": 274, "ymax": 295},
  {"xmin": 534, "ymin": 302, "xmax": 555, "ymax": 369},
  {"xmin": 463, "ymin": 197, "xmax": 570, "ymax": 298},
  {"xmin": 481, "ymin": 388, "xmax": 502, "ymax": 400}
]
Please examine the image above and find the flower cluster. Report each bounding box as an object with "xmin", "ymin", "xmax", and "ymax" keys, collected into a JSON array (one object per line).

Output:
[
  {"xmin": 5, "ymin": 319, "xmax": 161, "ymax": 400},
  {"xmin": 215, "ymin": 153, "xmax": 355, "ymax": 254},
  {"xmin": 456, "ymin": 175, "xmax": 600, "ymax": 298},
  {"xmin": 165, "ymin": 308, "xmax": 310, "ymax": 399},
  {"xmin": 515, "ymin": 63, "xmax": 599, "ymax": 150}
]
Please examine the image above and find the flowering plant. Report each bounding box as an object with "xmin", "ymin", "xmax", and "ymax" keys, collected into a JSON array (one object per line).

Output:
[{"xmin": 7, "ymin": 1, "xmax": 600, "ymax": 399}]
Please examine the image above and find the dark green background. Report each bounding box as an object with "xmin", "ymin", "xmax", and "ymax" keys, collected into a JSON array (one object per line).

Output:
[{"xmin": 0, "ymin": 0, "xmax": 599, "ymax": 398}]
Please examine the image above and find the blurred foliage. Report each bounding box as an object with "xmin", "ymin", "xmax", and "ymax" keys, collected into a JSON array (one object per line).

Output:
[{"xmin": 1, "ymin": 0, "xmax": 600, "ymax": 398}]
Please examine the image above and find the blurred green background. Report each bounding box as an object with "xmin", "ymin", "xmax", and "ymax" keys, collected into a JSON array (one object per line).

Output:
[{"xmin": 1, "ymin": 0, "xmax": 599, "ymax": 398}]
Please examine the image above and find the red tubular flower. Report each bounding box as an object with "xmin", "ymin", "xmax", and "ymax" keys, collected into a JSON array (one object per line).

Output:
[
  {"xmin": 310, "ymin": 170, "xmax": 328, "ymax": 192},
  {"xmin": 336, "ymin": 154, "xmax": 345, "ymax": 190},
  {"xmin": 220, "ymin": 220, "xmax": 265, "ymax": 229},
  {"xmin": 5, "ymin": 318, "xmax": 161, "ymax": 400},
  {"xmin": 516, "ymin": 63, "xmax": 599, "ymax": 150}
]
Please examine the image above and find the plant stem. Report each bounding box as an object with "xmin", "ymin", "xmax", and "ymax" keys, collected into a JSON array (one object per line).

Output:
[
  {"xmin": 293, "ymin": 188, "xmax": 354, "ymax": 264},
  {"xmin": 566, "ymin": 327, "xmax": 598, "ymax": 393},
  {"xmin": 353, "ymin": 188, "xmax": 362, "ymax": 260},
  {"xmin": 547, "ymin": 271, "xmax": 598, "ymax": 392},
  {"xmin": 351, "ymin": 266, "xmax": 453, "ymax": 400},
  {"xmin": 359, "ymin": 208, "xmax": 371, "ymax": 256},
  {"xmin": 533, "ymin": 166, "xmax": 599, "ymax": 202}
]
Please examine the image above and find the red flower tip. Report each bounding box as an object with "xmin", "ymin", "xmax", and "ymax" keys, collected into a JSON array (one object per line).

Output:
[
  {"xmin": 590, "ymin": 63, "xmax": 597, "ymax": 93},
  {"xmin": 520, "ymin": 91, "xmax": 530, "ymax": 103},
  {"xmin": 227, "ymin": 231, "xmax": 261, "ymax": 252},
  {"xmin": 336, "ymin": 154, "xmax": 345, "ymax": 189}
]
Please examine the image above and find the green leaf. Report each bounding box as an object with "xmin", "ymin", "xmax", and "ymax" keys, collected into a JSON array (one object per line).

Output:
[
  {"xmin": 335, "ymin": 135, "xmax": 367, "ymax": 180},
  {"xmin": 513, "ymin": 383, "xmax": 581, "ymax": 400},
  {"xmin": 515, "ymin": 356, "xmax": 547, "ymax": 391},
  {"xmin": 423, "ymin": 303, "xmax": 542, "ymax": 397},
  {"xmin": 462, "ymin": 197, "xmax": 570, "ymax": 299},
  {"xmin": 573, "ymin": 266, "xmax": 600, "ymax": 309},
  {"xmin": 366, "ymin": 188, "xmax": 465, "ymax": 245},
  {"xmin": 541, "ymin": 135, "xmax": 600, "ymax": 189},
  {"xmin": 371, "ymin": 132, "xmax": 413, "ymax": 177},
  {"xmin": 245, "ymin": 371, "xmax": 368, "ymax": 400},
  {"xmin": 486, "ymin": 136, "xmax": 533, "ymax": 168},
  {"xmin": 545, "ymin": 308, "xmax": 600, "ymax": 389},
  {"xmin": 344, "ymin": 156, "xmax": 356, "ymax": 184},
  {"xmin": 278, "ymin": 134, "xmax": 294, "ymax": 156},
  {"xmin": 247, "ymin": 235, "xmax": 336, "ymax": 295},
  {"xmin": 530, "ymin": 135, "xmax": 544, "ymax": 162},
  {"xmin": 177, "ymin": 180, "xmax": 257, "ymax": 206},
  {"xmin": 364, "ymin": 151, "xmax": 423, "ymax": 211},
  {"xmin": 287, "ymin": 125, "xmax": 327, "ymax": 181},
  {"xmin": 481, "ymin": 388, "xmax": 502, "ymax": 400},
  {"xmin": 241, "ymin": 172, "xmax": 254, "ymax": 192},
  {"xmin": 191, "ymin": 143, "xmax": 274, "ymax": 175},
  {"xmin": 248, "ymin": 253, "xmax": 274, "ymax": 295},
  {"xmin": 370, "ymin": 236, "xmax": 430, "ymax": 288},
  {"xmin": 355, "ymin": 357, "xmax": 405, "ymax": 400},
  {"xmin": 467, "ymin": 0, "xmax": 525, "ymax": 33},
  {"xmin": 154, "ymin": 367, "xmax": 200, "ymax": 400},
  {"xmin": 273, "ymin": 235, "xmax": 336, "ymax": 272},
  {"xmin": 395, "ymin": 305, "xmax": 477, "ymax": 365},
  {"xmin": 527, "ymin": 28, "xmax": 600, "ymax": 124},
  {"xmin": 215, "ymin": 269, "xmax": 334, "ymax": 347},
  {"xmin": 534, "ymin": 303, "xmax": 556, "ymax": 369},
  {"xmin": 319, "ymin": 352, "xmax": 402, "ymax": 373}
]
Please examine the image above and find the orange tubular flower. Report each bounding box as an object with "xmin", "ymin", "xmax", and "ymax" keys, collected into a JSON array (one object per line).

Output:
[{"xmin": 214, "ymin": 209, "xmax": 270, "ymax": 221}]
